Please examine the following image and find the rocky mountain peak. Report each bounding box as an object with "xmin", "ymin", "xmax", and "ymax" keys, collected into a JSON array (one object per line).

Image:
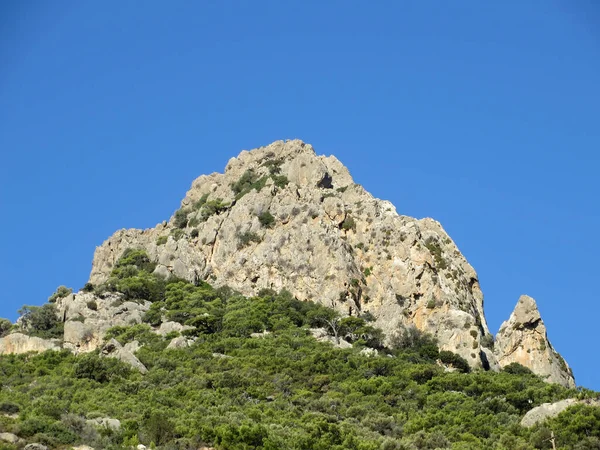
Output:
[
  {"xmin": 2, "ymin": 140, "xmax": 573, "ymax": 386},
  {"xmin": 495, "ymin": 295, "xmax": 575, "ymax": 388}
]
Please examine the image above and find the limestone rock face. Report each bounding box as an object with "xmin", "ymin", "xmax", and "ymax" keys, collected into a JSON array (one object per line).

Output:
[
  {"xmin": 494, "ymin": 295, "xmax": 575, "ymax": 388},
  {"xmin": 55, "ymin": 292, "xmax": 150, "ymax": 353},
  {"xmin": 88, "ymin": 140, "xmax": 496, "ymax": 368},
  {"xmin": 101, "ymin": 338, "xmax": 148, "ymax": 374},
  {"xmin": 0, "ymin": 333, "xmax": 60, "ymax": 355},
  {"xmin": 520, "ymin": 399, "xmax": 578, "ymax": 427}
]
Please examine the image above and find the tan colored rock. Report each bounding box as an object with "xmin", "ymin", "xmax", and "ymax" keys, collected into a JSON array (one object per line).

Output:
[
  {"xmin": 0, "ymin": 333, "xmax": 60, "ymax": 355},
  {"xmin": 494, "ymin": 295, "xmax": 575, "ymax": 388},
  {"xmin": 166, "ymin": 336, "xmax": 191, "ymax": 349},
  {"xmin": 87, "ymin": 140, "xmax": 497, "ymax": 369},
  {"xmin": 55, "ymin": 292, "xmax": 150, "ymax": 353},
  {"xmin": 520, "ymin": 399, "xmax": 578, "ymax": 427},
  {"xmin": 0, "ymin": 432, "xmax": 21, "ymax": 444},
  {"xmin": 101, "ymin": 339, "xmax": 147, "ymax": 374}
]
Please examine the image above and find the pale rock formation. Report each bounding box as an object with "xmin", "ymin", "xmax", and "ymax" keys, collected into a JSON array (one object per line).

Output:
[
  {"xmin": 86, "ymin": 417, "xmax": 121, "ymax": 431},
  {"xmin": 310, "ymin": 328, "xmax": 353, "ymax": 349},
  {"xmin": 88, "ymin": 140, "xmax": 496, "ymax": 369},
  {"xmin": 0, "ymin": 333, "xmax": 60, "ymax": 355},
  {"xmin": 520, "ymin": 399, "xmax": 578, "ymax": 427},
  {"xmin": 494, "ymin": 295, "xmax": 575, "ymax": 388},
  {"xmin": 166, "ymin": 336, "xmax": 192, "ymax": 349},
  {"xmin": 55, "ymin": 292, "xmax": 150, "ymax": 353},
  {"xmin": 156, "ymin": 321, "xmax": 194, "ymax": 336},
  {"xmin": 0, "ymin": 432, "xmax": 21, "ymax": 444},
  {"xmin": 24, "ymin": 444, "xmax": 48, "ymax": 450},
  {"xmin": 101, "ymin": 339, "xmax": 148, "ymax": 374}
]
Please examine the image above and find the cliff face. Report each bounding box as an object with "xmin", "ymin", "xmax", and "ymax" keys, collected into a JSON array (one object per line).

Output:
[
  {"xmin": 494, "ymin": 295, "xmax": 575, "ymax": 388},
  {"xmin": 88, "ymin": 140, "xmax": 496, "ymax": 369},
  {"xmin": 2, "ymin": 140, "xmax": 573, "ymax": 386}
]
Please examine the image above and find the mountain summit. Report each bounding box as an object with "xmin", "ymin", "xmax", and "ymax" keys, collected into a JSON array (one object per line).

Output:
[{"xmin": 80, "ymin": 139, "xmax": 573, "ymax": 386}]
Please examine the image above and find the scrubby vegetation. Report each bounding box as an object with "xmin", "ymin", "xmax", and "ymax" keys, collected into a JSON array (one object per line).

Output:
[
  {"xmin": 48, "ymin": 285, "xmax": 72, "ymax": 303},
  {"xmin": 17, "ymin": 304, "xmax": 63, "ymax": 339},
  {"xmin": 1, "ymin": 249, "xmax": 598, "ymax": 449}
]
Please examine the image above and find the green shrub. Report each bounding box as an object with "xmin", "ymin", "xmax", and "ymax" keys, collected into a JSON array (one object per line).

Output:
[
  {"xmin": 74, "ymin": 353, "xmax": 131, "ymax": 383},
  {"xmin": 341, "ymin": 216, "xmax": 356, "ymax": 231},
  {"xmin": 86, "ymin": 300, "xmax": 98, "ymax": 311},
  {"xmin": 190, "ymin": 228, "xmax": 199, "ymax": 238},
  {"xmin": 237, "ymin": 231, "xmax": 262, "ymax": 249},
  {"xmin": 0, "ymin": 402, "xmax": 19, "ymax": 415},
  {"xmin": 173, "ymin": 208, "xmax": 189, "ymax": 228},
  {"xmin": 439, "ymin": 350, "xmax": 471, "ymax": 373},
  {"xmin": 170, "ymin": 228, "xmax": 185, "ymax": 241},
  {"xmin": 272, "ymin": 174, "xmax": 289, "ymax": 188},
  {"xmin": 198, "ymin": 199, "xmax": 230, "ymax": 221},
  {"xmin": 232, "ymin": 170, "xmax": 268, "ymax": 199},
  {"xmin": 113, "ymin": 248, "xmax": 156, "ymax": 274},
  {"xmin": 502, "ymin": 362, "xmax": 533, "ymax": 375},
  {"xmin": 193, "ymin": 193, "xmax": 210, "ymax": 209},
  {"xmin": 18, "ymin": 304, "xmax": 63, "ymax": 339},
  {"xmin": 258, "ymin": 211, "xmax": 275, "ymax": 228},
  {"xmin": 48, "ymin": 285, "xmax": 72, "ymax": 303},
  {"xmin": 156, "ymin": 236, "xmax": 168, "ymax": 246},
  {"xmin": 0, "ymin": 318, "xmax": 12, "ymax": 337},
  {"xmin": 424, "ymin": 238, "xmax": 448, "ymax": 270},
  {"xmin": 480, "ymin": 333, "xmax": 494, "ymax": 349},
  {"xmin": 82, "ymin": 282, "xmax": 94, "ymax": 293}
]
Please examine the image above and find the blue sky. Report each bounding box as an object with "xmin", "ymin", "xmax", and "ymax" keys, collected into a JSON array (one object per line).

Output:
[{"xmin": 1, "ymin": 1, "xmax": 598, "ymax": 389}]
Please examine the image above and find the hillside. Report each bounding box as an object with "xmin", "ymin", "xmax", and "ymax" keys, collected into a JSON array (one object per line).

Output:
[{"xmin": 0, "ymin": 140, "xmax": 596, "ymax": 449}]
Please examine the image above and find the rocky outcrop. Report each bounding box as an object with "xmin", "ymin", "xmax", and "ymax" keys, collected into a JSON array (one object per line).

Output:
[
  {"xmin": 88, "ymin": 140, "xmax": 496, "ymax": 369},
  {"xmin": 55, "ymin": 292, "xmax": 150, "ymax": 353},
  {"xmin": 86, "ymin": 417, "xmax": 121, "ymax": 431},
  {"xmin": 0, "ymin": 140, "xmax": 571, "ymax": 385},
  {"xmin": 0, "ymin": 432, "xmax": 22, "ymax": 445},
  {"xmin": 101, "ymin": 339, "xmax": 148, "ymax": 374},
  {"xmin": 0, "ymin": 333, "xmax": 60, "ymax": 355},
  {"xmin": 520, "ymin": 398, "xmax": 578, "ymax": 427},
  {"xmin": 495, "ymin": 295, "xmax": 575, "ymax": 388}
]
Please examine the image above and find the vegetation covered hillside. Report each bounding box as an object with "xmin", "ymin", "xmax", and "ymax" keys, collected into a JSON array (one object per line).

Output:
[{"xmin": 0, "ymin": 251, "xmax": 598, "ymax": 450}]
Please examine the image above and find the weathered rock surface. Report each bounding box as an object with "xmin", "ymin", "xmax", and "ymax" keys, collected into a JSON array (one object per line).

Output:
[
  {"xmin": 24, "ymin": 444, "xmax": 48, "ymax": 450},
  {"xmin": 88, "ymin": 140, "xmax": 497, "ymax": 369},
  {"xmin": 494, "ymin": 295, "xmax": 575, "ymax": 388},
  {"xmin": 520, "ymin": 398, "xmax": 578, "ymax": 427},
  {"xmin": 166, "ymin": 336, "xmax": 192, "ymax": 349},
  {"xmin": 55, "ymin": 292, "xmax": 150, "ymax": 353},
  {"xmin": 0, "ymin": 140, "xmax": 572, "ymax": 385},
  {"xmin": 0, "ymin": 333, "xmax": 60, "ymax": 355},
  {"xmin": 0, "ymin": 432, "xmax": 21, "ymax": 444},
  {"xmin": 86, "ymin": 417, "xmax": 121, "ymax": 431},
  {"xmin": 101, "ymin": 339, "xmax": 148, "ymax": 374}
]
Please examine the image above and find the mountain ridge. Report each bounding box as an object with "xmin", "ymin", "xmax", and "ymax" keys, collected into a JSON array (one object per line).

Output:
[{"xmin": 81, "ymin": 139, "xmax": 573, "ymax": 387}]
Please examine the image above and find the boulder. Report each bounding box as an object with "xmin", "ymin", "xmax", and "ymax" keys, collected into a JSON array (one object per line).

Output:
[
  {"xmin": 24, "ymin": 444, "xmax": 48, "ymax": 450},
  {"xmin": 101, "ymin": 339, "xmax": 147, "ymax": 374},
  {"xmin": 0, "ymin": 432, "xmax": 21, "ymax": 444},
  {"xmin": 86, "ymin": 417, "xmax": 121, "ymax": 431},
  {"xmin": 521, "ymin": 399, "xmax": 578, "ymax": 427},
  {"xmin": 0, "ymin": 333, "xmax": 60, "ymax": 355}
]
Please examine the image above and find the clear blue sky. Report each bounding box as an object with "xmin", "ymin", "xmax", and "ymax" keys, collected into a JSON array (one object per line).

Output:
[{"xmin": 1, "ymin": 1, "xmax": 598, "ymax": 389}]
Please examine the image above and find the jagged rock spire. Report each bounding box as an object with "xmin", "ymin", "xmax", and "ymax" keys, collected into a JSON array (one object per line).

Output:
[{"xmin": 494, "ymin": 295, "xmax": 575, "ymax": 388}]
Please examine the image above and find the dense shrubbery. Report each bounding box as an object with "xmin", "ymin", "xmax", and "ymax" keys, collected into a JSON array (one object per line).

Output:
[
  {"xmin": 17, "ymin": 304, "xmax": 63, "ymax": 339},
  {"xmin": 48, "ymin": 285, "xmax": 72, "ymax": 303},
  {"xmin": 0, "ymin": 248, "xmax": 597, "ymax": 449},
  {"xmin": 0, "ymin": 318, "xmax": 12, "ymax": 337}
]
